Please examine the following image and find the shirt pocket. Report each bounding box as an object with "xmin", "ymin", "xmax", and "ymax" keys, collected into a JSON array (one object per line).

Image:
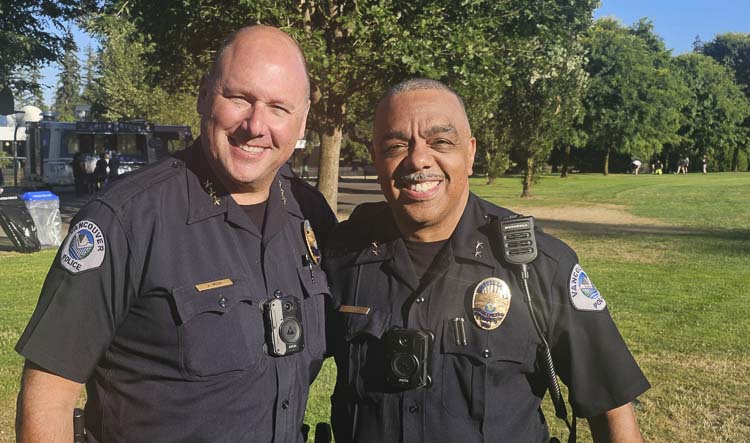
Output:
[
  {"xmin": 342, "ymin": 308, "xmax": 391, "ymax": 402},
  {"xmin": 440, "ymin": 317, "xmax": 532, "ymax": 420},
  {"xmin": 297, "ymin": 265, "xmax": 330, "ymax": 359},
  {"xmin": 171, "ymin": 277, "xmax": 264, "ymax": 378}
]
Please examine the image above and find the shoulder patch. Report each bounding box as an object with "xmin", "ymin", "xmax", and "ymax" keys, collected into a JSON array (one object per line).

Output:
[
  {"xmin": 60, "ymin": 220, "xmax": 106, "ymax": 274},
  {"xmin": 569, "ymin": 264, "xmax": 606, "ymax": 311}
]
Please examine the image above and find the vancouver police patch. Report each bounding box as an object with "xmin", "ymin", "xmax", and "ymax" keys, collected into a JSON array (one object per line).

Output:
[
  {"xmin": 569, "ymin": 264, "xmax": 606, "ymax": 311},
  {"xmin": 60, "ymin": 220, "xmax": 106, "ymax": 274}
]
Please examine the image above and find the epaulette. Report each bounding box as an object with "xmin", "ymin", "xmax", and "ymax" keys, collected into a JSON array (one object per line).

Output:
[{"xmin": 94, "ymin": 156, "xmax": 184, "ymax": 211}]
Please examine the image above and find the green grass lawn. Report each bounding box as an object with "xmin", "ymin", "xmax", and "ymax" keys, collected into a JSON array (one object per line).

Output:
[{"xmin": 2, "ymin": 172, "xmax": 749, "ymax": 442}]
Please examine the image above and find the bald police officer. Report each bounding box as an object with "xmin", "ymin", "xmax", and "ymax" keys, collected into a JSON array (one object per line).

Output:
[
  {"xmin": 323, "ymin": 79, "xmax": 649, "ymax": 442},
  {"xmin": 16, "ymin": 26, "xmax": 336, "ymax": 442}
]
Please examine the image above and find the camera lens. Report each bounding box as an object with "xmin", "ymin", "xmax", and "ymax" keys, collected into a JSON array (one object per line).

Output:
[
  {"xmin": 391, "ymin": 353, "xmax": 419, "ymax": 377},
  {"xmin": 279, "ymin": 318, "xmax": 301, "ymax": 343}
]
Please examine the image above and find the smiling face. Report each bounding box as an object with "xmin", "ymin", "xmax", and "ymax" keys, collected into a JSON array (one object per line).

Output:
[
  {"xmin": 372, "ymin": 88, "xmax": 476, "ymax": 241},
  {"xmin": 197, "ymin": 27, "xmax": 310, "ymax": 204}
]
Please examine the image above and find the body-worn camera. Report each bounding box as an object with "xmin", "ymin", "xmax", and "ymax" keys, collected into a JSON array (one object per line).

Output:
[
  {"xmin": 383, "ymin": 327, "xmax": 433, "ymax": 391},
  {"xmin": 263, "ymin": 296, "xmax": 304, "ymax": 357}
]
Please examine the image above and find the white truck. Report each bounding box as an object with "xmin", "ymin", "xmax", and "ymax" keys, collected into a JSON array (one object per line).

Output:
[{"xmin": 22, "ymin": 118, "xmax": 192, "ymax": 187}]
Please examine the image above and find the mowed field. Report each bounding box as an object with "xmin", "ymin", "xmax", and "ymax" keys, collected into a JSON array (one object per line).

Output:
[{"xmin": 1, "ymin": 172, "xmax": 748, "ymax": 442}]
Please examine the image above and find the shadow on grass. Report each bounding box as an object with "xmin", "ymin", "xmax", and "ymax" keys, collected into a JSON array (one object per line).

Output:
[{"xmin": 535, "ymin": 218, "xmax": 750, "ymax": 243}]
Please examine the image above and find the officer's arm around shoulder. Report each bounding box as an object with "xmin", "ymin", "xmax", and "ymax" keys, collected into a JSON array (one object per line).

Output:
[
  {"xmin": 16, "ymin": 360, "xmax": 83, "ymax": 443},
  {"xmin": 587, "ymin": 402, "xmax": 644, "ymax": 443}
]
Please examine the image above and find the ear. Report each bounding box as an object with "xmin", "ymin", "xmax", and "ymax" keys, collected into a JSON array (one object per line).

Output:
[
  {"xmin": 298, "ymin": 99, "xmax": 311, "ymax": 139},
  {"xmin": 196, "ymin": 75, "xmax": 210, "ymax": 115},
  {"xmin": 467, "ymin": 137, "xmax": 477, "ymax": 176}
]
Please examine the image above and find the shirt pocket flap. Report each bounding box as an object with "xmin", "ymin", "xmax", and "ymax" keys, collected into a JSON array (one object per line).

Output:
[
  {"xmin": 441, "ymin": 318, "xmax": 530, "ymax": 364},
  {"xmin": 297, "ymin": 265, "xmax": 331, "ymax": 298},
  {"xmin": 172, "ymin": 277, "xmax": 260, "ymax": 324},
  {"xmin": 343, "ymin": 308, "xmax": 391, "ymax": 342}
]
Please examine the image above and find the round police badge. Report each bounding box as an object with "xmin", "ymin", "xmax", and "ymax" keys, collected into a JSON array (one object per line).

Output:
[
  {"xmin": 568, "ymin": 264, "xmax": 606, "ymax": 311},
  {"xmin": 302, "ymin": 219, "xmax": 321, "ymax": 265},
  {"xmin": 472, "ymin": 277, "xmax": 512, "ymax": 330},
  {"xmin": 60, "ymin": 220, "xmax": 106, "ymax": 274}
]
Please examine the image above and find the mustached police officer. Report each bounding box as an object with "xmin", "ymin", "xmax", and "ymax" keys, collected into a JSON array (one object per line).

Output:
[
  {"xmin": 16, "ymin": 26, "xmax": 336, "ymax": 442},
  {"xmin": 323, "ymin": 79, "xmax": 649, "ymax": 442}
]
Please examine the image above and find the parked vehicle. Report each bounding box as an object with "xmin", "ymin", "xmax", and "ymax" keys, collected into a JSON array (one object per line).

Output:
[{"xmin": 22, "ymin": 117, "xmax": 192, "ymax": 187}]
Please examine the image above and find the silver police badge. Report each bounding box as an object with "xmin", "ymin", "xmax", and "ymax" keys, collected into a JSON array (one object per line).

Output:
[{"xmin": 472, "ymin": 277, "xmax": 512, "ymax": 330}]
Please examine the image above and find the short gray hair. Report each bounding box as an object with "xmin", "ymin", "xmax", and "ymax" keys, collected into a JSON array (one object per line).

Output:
[{"xmin": 378, "ymin": 78, "xmax": 466, "ymax": 112}]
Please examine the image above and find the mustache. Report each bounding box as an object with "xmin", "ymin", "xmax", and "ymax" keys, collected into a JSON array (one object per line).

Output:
[{"xmin": 395, "ymin": 171, "xmax": 445, "ymax": 186}]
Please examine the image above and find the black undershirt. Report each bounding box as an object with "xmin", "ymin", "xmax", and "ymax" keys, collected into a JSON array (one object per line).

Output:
[
  {"xmin": 404, "ymin": 239, "xmax": 448, "ymax": 280},
  {"xmin": 240, "ymin": 200, "xmax": 268, "ymax": 231}
]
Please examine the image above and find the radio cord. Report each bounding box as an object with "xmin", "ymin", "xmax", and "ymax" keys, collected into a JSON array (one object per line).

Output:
[{"xmin": 520, "ymin": 264, "xmax": 576, "ymax": 443}]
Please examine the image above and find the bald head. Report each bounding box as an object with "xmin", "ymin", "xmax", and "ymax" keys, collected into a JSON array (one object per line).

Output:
[{"xmin": 208, "ymin": 26, "xmax": 310, "ymax": 99}]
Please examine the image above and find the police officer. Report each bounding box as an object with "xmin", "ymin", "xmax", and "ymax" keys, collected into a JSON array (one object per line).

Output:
[
  {"xmin": 16, "ymin": 26, "xmax": 336, "ymax": 442},
  {"xmin": 323, "ymin": 79, "xmax": 649, "ymax": 442}
]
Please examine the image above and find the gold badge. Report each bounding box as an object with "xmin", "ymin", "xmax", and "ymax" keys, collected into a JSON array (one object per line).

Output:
[
  {"xmin": 302, "ymin": 220, "xmax": 321, "ymax": 265},
  {"xmin": 471, "ymin": 277, "xmax": 512, "ymax": 330}
]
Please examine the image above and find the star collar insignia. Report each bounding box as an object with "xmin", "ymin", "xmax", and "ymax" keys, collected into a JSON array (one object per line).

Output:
[
  {"xmin": 474, "ymin": 240, "xmax": 484, "ymax": 257},
  {"xmin": 203, "ymin": 180, "xmax": 222, "ymax": 206}
]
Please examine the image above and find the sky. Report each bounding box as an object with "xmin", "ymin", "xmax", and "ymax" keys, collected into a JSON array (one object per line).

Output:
[{"xmin": 36, "ymin": 1, "xmax": 750, "ymax": 108}]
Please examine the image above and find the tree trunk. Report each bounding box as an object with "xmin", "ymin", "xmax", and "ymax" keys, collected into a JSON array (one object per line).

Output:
[
  {"xmin": 603, "ymin": 148, "xmax": 610, "ymax": 176},
  {"xmin": 560, "ymin": 145, "xmax": 571, "ymax": 178},
  {"xmin": 521, "ymin": 156, "xmax": 534, "ymax": 198},
  {"xmin": 487, "ymin": 175, "xmax": 496, "ymax": 185},
  {"xmin": 317, "ymin": 124, "xmax": 343, "ymax": 213},
  {"xmin": 731, "ymin": 146, "xmax": 740, "ymax": 172}
]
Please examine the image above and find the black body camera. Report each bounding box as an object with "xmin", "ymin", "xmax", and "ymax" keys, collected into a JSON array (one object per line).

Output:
[
  {"xmin": 263, "ymin": 296, "xmax": 305, "ymax": 357},
  {"xmin": 383, "ymin": 327, "xmax": 433, "ymax": 391}
]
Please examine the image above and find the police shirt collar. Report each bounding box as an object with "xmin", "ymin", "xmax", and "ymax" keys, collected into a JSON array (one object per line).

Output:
[
  {"xmin": 352, "ymin": 207, "xmax": 402, "ymax": 265},
  {"xmin": 448, "ymin": 193, "xmax": 496, "ymax": 268},
  {"xmin": 179, "ymin": 142, "xmax": 304, "ymax": 225},
  {"xmin": 177, "ymin": 142, "xmax": 229, "ymax": 224}
]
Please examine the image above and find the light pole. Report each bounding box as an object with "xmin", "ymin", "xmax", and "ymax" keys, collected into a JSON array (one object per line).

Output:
[{"xmin": 12, "ymin": 110, "xmax": 23, "ymax": 187}]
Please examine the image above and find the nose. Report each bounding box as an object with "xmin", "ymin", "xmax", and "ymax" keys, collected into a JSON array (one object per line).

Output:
[
  {"xmin": 403, "ymin": 139, "xmax": 433, "ymax": 171},
  {"xmin": 244, "ymin": 103, "xmax": 267, "ymax": 137}
]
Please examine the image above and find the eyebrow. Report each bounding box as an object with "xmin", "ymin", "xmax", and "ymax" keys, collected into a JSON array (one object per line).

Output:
[
  {"xmin": 380, "ymin": 125, "xmax": 457, "ymax": 142},
  {"xmin": 424, "ymin": 125, "xmax": 457, "ymax": 137}
]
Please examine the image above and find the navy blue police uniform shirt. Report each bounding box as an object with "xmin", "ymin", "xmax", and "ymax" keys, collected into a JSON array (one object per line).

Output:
[
  {"xmin": 323, "ymin": 194, "xmax": 650, "ymax": 443},
  {"xmin": 16, "ymin": 142, "xmax": 337, "ymax": 443}
]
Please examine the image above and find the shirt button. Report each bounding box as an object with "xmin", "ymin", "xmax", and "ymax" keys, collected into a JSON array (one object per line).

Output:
[
  {"xmin": 273, "ymin": 289, "xmax": 283, "ymax": 298},
  {"xmin": 483, "ymin": 349, "xmax": 491, "ymax": 359},
  {"xmin": 408, "ymin": 403, "xmax": 419, "ymax": 413},
  {"xmin": 218, "ymin": 296, "xmax": 227, "ymax": 308},
  {"xmin": 281, "ymin": 400, "xmax": 290, "ymax": 409},
  {"xmin": 415, "ymin": 297, "xmax": 425, "ymax": 304}
]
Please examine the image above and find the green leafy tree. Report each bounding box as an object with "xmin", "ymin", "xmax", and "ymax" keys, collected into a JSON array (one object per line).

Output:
[
  {"xmin": 100, "ymin": 0, "xmax": 603, "ymax": 209},
  {"xmin": 701, "ymin": 33, "xmax": 750, "ymax": 171},
  {"xmin": 0, "ymin": 0, "xmax": 97, "ymax": 91},
  {"xmin": 580, "ymin": 18, "xmax": 685, "ymax": 174},
  {"xmin": 53, "ymin": 41, "xmax": 81, "ymax": 121},
  {"xmin": 673, "ymin": 53, "xmax": 750, "ymax": 171},
  {"xmin": 85, "ymin": 13, "xmax": 199, "ymax": 129},
  {"xmin": 9, "ymin": 65, "xmax": 46, "ymax": 109}
]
